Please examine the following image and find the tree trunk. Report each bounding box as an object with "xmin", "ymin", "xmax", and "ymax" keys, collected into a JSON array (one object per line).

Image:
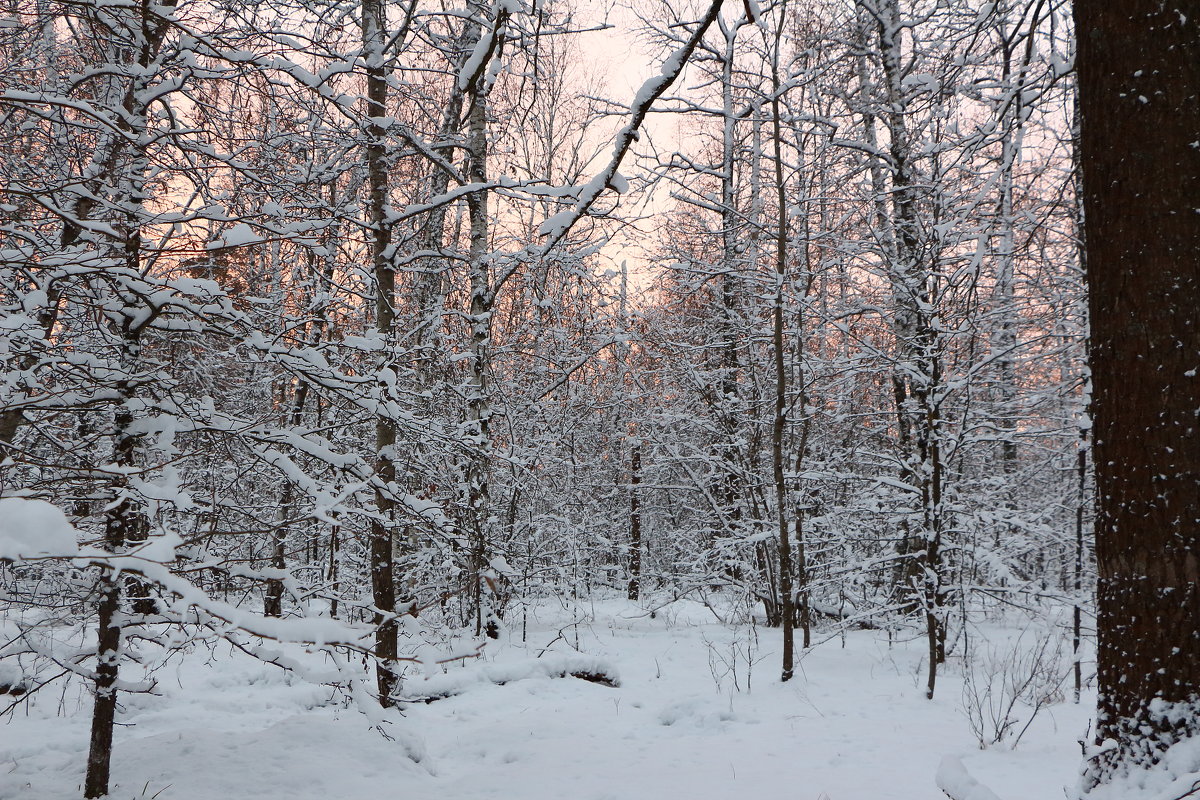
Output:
[
  {"xmin": 716, "ymin": 19, "xmax": 744, "ymax": 535},
  {"xmin": 265, "ymin": 379, "xmax": 310, "ymax": 617},
  {"xmin": 362, "ymin": 0, "xmax": 400, "ymax": 706},
  {"xmin": 464, "ymin": 45, "xmax": 495, "ymax": 640},
  {"xmin": 768, "ymin": 4, "xmax": 794, "ymax": 683},
  {"xmin": 628, "ymin": 441, "xmax": 642, "ymax": 601},
  {"xmin": 82, "ymin": 1, "xmax": 177, "ymax": 784},
  {"xmin": 84, "ymin": 572, "xmax": 121, "ymax": 798},
  {"xmin": 1074, "ymin": 0, "xmax": 1200, "ymax": 786},
  {"xmin": 867, "ymin": 0, "xmax": 948, "ymax": 698}
]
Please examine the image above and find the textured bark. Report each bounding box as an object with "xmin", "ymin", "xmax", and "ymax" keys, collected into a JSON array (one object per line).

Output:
[
  {"xmin": 461, "ymin": 5, "xmax": 500, "ymax": 639},
  {"xmin": 362, "ymin": 0, "xmax": 400, "ymax": 706},
  {"xmin": 769, "ymin": 8, "xmax": 794, "ymax": 683},
  {"xmin": 83, "ymin": 574, "xmax": 120, "ymax": 799},
  {"xmin": 628, "ymin": 442, "xmax": 642, "ymax": 601},
  {"xmin": 1074, "ymin": 0, "xmax": 1200, "ymax": 785},
  {"xmin": 265, "ymin": 379, "xmax": 310, "ymax": 617},
  {"xmin": 465, "ymin": 63, "xmax": 494, "ymax": 639},
  {"xmin": 86, "ymin": 347, "xmax": 151, "ymax": 797},
  {"xmin": 82, "ymin": 2, "xmax": 175, "ymax": 787},
  {"xmin": 862, "ymin": 0, "xmax": 947, "ymax": 698}
]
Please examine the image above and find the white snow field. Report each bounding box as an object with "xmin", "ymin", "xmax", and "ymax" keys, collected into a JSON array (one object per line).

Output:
[{"xmin": 1, "ymin": 598, "xmax": 1092, "ymax": 800}]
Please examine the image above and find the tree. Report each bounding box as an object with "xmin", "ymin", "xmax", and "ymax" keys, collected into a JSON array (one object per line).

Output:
[{"xmin": 1074, "ymin": 0, "xmax": 1200, "ymax": 788}]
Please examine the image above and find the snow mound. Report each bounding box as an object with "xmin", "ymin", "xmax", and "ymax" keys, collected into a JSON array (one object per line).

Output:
[
  {"xmin": 0, "ymin": 498, "xmax": 79, "ymax": 561},
  {"xmin": 0, "ymin": 660, "xmax": 26, "ymax": 695},
  {"xmin": 937, "ymin": 755, "xmax": 1004, "ymax": 800},
  {"xmin": 402, "ymin": 653, "xmax": 619, "ymax": 702},
  {"xmin": 656, "ymin": 696, "xmax": 736, "ymax": 727},
  {"xmin": 1082, "ymin": 735, "xmax": 1200, "ymax": 800}
]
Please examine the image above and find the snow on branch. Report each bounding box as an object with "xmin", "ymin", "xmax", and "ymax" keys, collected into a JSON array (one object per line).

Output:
[
  {"xmin": 0, "ymin": 498, "xmax": 476, "ymax": 719},
  {"xmin": 457, "ymin": 2, "xmax": 512, "ymax": 92},
  {"xmin": 536, "ymin": 0, "xmax": 725, "ymax": 253}
]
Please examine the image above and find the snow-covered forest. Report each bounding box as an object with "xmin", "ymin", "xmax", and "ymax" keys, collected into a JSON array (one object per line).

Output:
[{"xmin": 0, "ymin": 0, "xmax": 1196, "ymax": 798}]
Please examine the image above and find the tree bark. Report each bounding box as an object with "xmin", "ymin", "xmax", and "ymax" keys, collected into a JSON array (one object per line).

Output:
[
  {"xmin": 628, "ymin": 441, "xmax": 642, "ymax": 601},
  {"xmin": 463, "ymin": 7, "xmax": 498, "ymax": 639},
  {"xmin": 265, "ymin": 378, "xmax": 310, "ymax": 617},
  {"xmin": 1074, "ymin": 0, "xmax": 1200, "ymax": 786},
  {"xmin": 82, "ymin": 1, "xmax": 174, "ymax": 786},
  {"xmin": 362, "ymin": 0, "xmax": 400, "ymax": 706},
  {"xmin": 84, "ymin": 573, "xmax": 121, "ymax": 799},
  {"xmin": 768, "ymin": 3, "xmax": 794, "ymax": 683}
]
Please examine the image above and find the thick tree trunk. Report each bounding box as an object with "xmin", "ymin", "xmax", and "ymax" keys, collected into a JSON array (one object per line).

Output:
[
  {"xmin": 1074, "ymin": 0, "xmax": 1200, "ymax": 786},
  {"xmin": 362, "ymin": 0, "xmax": 400, "ymax": 706}
]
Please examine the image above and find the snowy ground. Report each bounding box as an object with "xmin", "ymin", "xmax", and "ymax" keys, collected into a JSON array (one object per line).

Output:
[{"xmin": 1, "ymin": 597, "xmax": 1093, "ymax": 800}]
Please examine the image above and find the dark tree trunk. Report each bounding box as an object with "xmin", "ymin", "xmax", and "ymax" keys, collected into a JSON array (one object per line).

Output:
[
  {"xmin": 328, "ymin": 519, "xmax": 341, "ymax": 620},
  {"xmin": 1074, "ymin": 0, "xmax": 1200, "ymax": 786},
  {"xmin": 82, "ymin": 1, "xmax": 173, "ymax": 778},
  {"xmin": 1074, "ymin": 442, "xmax": 1086, "ymax": 705},
  {"xmin": 627, "ymin": 441, "xmax": 642, "ymax": 601},
  {"xmin": 769, "ymin": 8, "xmax": 793, "ymax": 682},
  {"xmin": 362, "ymin": 0, "xmax": 400, "ymax": 707},
  {"xmin": 84, "ymin": 575, "xmax": 121, "ymax": 799},
  {"xmin": 265, "ymin": 380, "xmax": 309, "ymax": 618},
  {"xmin": 85, "ymin": 317, "xmax": 152, "ymax": 799}
]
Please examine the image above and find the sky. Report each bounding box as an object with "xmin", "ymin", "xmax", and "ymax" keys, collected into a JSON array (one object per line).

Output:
[{"xmin": 571, "ymin": 1, "xmax": 693, "ymax": 291}]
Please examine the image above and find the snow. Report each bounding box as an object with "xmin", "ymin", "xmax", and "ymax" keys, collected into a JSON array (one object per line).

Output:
[
  {"xmin": 937, "ymin": 755, "xmax": 1004, "ymax": 800},
  {"xmin": 457, "ymin": 25, "xmax": 496, "ymax": 92},
  {"xmin": 1083, "ymin": 719, "xmax": 1200, "ymax": 800},
  {"xmin": 0, "ymin": 497, "xmax": 80, "ymax": 561},
  {"xmin": 537, "ymin": 210, "xmax": 576, "ymax": 237},
  {"xmin": 0, "ymin": 660, "xmax": 23, "ymax": 692},
  {"xmin": 401, "ymin": 652, "xmax": 618, "ymax": 701},
  {"xmin": 208, "ymin": 223, "xmax": 262, "ymax": 249},
  {"xmin": 0, "ymin": 597, "xmax": 1093, "ymax": 800}
]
